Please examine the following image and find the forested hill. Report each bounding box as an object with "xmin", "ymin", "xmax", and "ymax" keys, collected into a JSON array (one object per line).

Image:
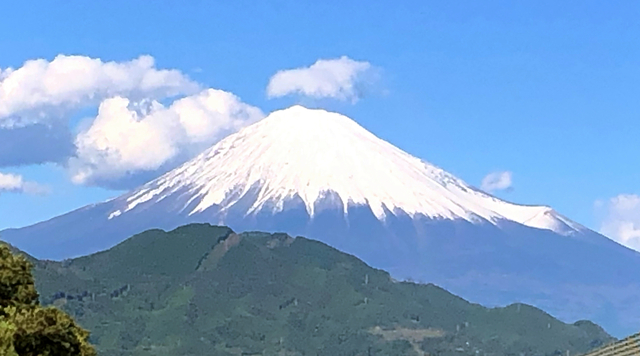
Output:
[{"xmin": 17, "ymin": 224, "xmax": 613, "ymax": 356}]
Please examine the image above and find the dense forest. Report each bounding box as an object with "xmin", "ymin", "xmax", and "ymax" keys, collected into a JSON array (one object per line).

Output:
[{"xmin": 4, "ymin": 224, "xmax": 612, "ymax": 356}]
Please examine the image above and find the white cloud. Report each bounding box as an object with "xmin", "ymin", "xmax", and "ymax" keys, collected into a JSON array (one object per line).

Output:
[
  {"xmin": 0, "ymin": 172, "xmax": 47, "ymax": 195},
  {"xmin": 69, "ymin": 89, "xmax": 263, "ymax": 186},
  {"xmin": 598, "ymin": 194, "xmax": 640, "ymax": 251},
  {"xmin": 0, "ymin": 53, "xmax": 264, "ymax": 189},
  {"xmin": 0, "ymin": 54, "xmax": 199, "ymax": 128},
  {"xmin": 266, "ymin": 56, "xmax": 374, "ymax": 102},
  {"xmin": 481, "ymin": 171, "xmax": 513, "ymax": 193}
]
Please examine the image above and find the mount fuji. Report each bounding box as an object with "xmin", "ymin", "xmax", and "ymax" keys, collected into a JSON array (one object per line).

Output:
[{"xmin": 3, "ymin": 105, "xmax": 640, "ymax": 336}]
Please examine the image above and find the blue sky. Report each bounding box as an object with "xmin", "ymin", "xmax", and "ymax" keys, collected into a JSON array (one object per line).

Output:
[{"xmin": 1, "ymin": 1, "xmax": 639, "ymax": 247}]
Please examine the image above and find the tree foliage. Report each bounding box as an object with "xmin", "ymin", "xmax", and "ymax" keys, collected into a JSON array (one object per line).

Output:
[
  {"xmin": 0, "ymin": 246, "xmax": 39, "ymax": 309},
  {"xmin": 0, "ymin": 244, "xmax": 96, "ymax": 356}
]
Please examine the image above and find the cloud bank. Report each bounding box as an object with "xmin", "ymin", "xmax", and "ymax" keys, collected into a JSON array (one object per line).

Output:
[
  {"xmin": 266, "ymin": 56, "xmax": 374, "ymax": 102},
  {"xmin": 0, "ymin": 172, "xmax": 47, "ymax": 195},
  {"xmin": 598, "ymin": 194, "xmax": 640, "ymax": 251},
  {"xmin": 0, "ymin": 54, "xmax": 263, "ymax": 189},
  {"xmin": 70, "ymin": 89, "xmax": 263, "ymax": 188},
  {"xmin": 0, "ymin": 55, "xmax": 199, "ymax": 128},
  {"xmin": 481, "ymin": 171, "xmax": 513, "ymax": 193}
]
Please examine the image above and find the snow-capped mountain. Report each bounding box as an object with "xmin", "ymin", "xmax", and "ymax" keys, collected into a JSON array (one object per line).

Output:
[
  {"xmin": 3, "ymin": 105, "xmax": 640, "ymax": 336},
  {"xmin": 110, "ymin": 105, "xmax": 583, "ymax": 236}
]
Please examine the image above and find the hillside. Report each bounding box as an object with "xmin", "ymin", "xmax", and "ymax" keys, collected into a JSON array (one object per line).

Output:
[{"xmin": 24, "ymin": 224, "xmax": 613, "ymax": 356}]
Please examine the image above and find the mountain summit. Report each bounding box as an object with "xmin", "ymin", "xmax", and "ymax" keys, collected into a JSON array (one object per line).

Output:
[
  {"xmin": 113, "ymin": 105, "xmax": 582, "ymax": 236},
  {"xmin": 3, "ymin": 105, "xmax": 640, "ymax": 336}
]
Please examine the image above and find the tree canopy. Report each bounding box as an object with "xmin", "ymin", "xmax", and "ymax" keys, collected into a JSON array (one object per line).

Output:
[{"xmin": 0, "ymin": 244, "xmax": 96, "ymax": 356}]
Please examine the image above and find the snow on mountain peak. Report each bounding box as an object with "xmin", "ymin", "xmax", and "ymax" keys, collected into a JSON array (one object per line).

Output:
[{"xmin": 114, "ymin": 105, "xmax": 583, "ymax": 236}]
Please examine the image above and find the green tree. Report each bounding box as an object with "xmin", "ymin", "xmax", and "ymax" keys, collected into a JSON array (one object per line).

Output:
[
  {"xmin": 0, "ymin": 245, "xmax": 38, "ymax": 309},
  {"xmin": 0, "ymin": 244, "xmax": 96, "ymax": 356}
]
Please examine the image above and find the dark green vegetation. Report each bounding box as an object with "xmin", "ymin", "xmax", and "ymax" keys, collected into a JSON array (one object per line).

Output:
[
  {"xmin": 0, "ymin": 244, "xmax": 96, "ymax": 356},
  {"xmin": 20, "ymin": 224, "xmax": 613, "ymax": 356}
]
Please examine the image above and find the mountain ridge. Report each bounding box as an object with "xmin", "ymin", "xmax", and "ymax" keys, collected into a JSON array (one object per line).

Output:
[{"xmin": 26, "ymin": 223, "xmax": 614, "ymax": 356}]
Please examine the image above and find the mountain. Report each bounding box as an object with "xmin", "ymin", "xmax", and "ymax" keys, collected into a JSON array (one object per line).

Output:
[
  {"xmin": 3, "ymin": 105, "xmax": 640, "ymax": 336},
  {"xmin": 28, "ymin": 224, "xmax": 614, "ymax": 356}
]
